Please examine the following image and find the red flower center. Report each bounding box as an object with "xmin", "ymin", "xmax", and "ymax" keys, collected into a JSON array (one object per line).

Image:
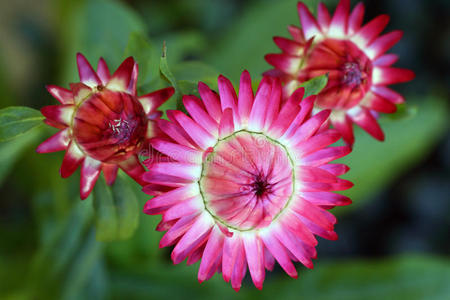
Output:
[
  {"xmin": 200, "ymin": 131, "xmax": 295, "ymax": 231},
  {"xmin": 73, "ymin": 89, "xmax": 147, "ymax": 163},
  {"xmin": 301, "ymin": 39, "xmax": 372, "ymax": 110}
]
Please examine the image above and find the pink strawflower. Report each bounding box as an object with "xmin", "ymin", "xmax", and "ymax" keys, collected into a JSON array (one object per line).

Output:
[
  {"xmin": 143, "ymin": 71, "xmax": 353, "ymax": 290},
  {"xmin": 37, "ymin": 53, "xmax": 174, "ymax": 199},
  {"xmin": 265, "ymin": 0, "xmax": 415, "ymax": 145}
]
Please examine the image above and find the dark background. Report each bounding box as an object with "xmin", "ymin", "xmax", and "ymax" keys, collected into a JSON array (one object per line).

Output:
[{"xmin": 0, "ymin": 0, "xmax": 449, "ymax": 299}]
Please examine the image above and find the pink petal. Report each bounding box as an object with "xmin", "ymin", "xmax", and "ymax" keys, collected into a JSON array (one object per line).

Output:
[
  {"xmin": 348, "ymin": 2, "xmax": 365, "ymax": 35},
  {"xmin": 292, "ymin": 199, "xmax": 334, "ymax": 231},
  {"xmin": 331, "ymin": 114, "xmax": 355, "ymax": 146},
  {"xmin": 273, "ymin": 226, "xmax": 314, "ymax": 269},
  {"xmin": 296, "ymin": 129, "xmax": 341, "ymax": 156},
  {"xmin": 237, "ymin": 70, "xmax": 254, "ymax": 123},
  {"xmin": 97, "ymin": 57, "xmax": 111, "ymax": 85},
  {"xmin": 76, "ymin": 53, "xmax": 102, "ymax": 87},
  {"xmin": 127, "ymin": 63, "xmax": 138, "ymax": 96},
  {"xmin": 107, "ymin": 57, "xmax": 135, "ymax": 92},
  {"xmin": 300, "ymin": 191, "xmax": 352, "ymax": 206},
  {"xmin": 353, "ymin": 15, "xmax": 390, "ymax": 48},
  {"xmin": 371, "ymin": 86, "xmax": 405, "ymax": 104},
  {"xmin": 297, "ymin": 2, "xmax": 321, "ymax": 39},
  {"xmin": 268, "ymin": 87, "xmax": 304, "ymax": 138},
  {"xmin": 145, "ymin": 162, "xmax": 200, "ymax": 181},
  {"xmin": 298, "ymin": 165, "xmax": 339, "ymax": 183},
  {"xmin": 264, "ymin": 247, "xmax": 275, "ymax": 271},
  {"xmin": 290, "ymin": 109, "xmax": 331, "ymax": 145},
  {"xmin": 299, "ymin": 215, "xmax": 338, "ymax": 240},
  {"xmin": 248, "ymin": 77, "xmax": 272, "ymax": 131},
  {"xmin": 288, "ymin": 25, "xmax": 305, "ymax": 42},
  {"xmin": 183, "ymin": 95, "xmax": 218, "ymax": 136},
  {"xmin": 150, "ymin": 138, "xmax": 202, "ymax": 164},
  {"xmin": 279, "ymin": 211, "xmax": 318, "ymax": 247},
  {"xmin": 281, "ymin": 94, "xmax": 315, "ymax": 140},
  {"xmin": 263, "ymin": 77, "xmax": 282, "ymax": 130},
  {"xmin": 218, "ymin": 75, "xmax": 240, "ymax": 123},
  {"xmin": 349, "ymin": 107, "xmax": 385, "ymax": 140},
  {"xmin": 60, "ymin": 142, "xmax": 85, "ymax": 178},
  {"xmin": 373, "ymin": 54, "xmax": 398, "ymax": 66},
  {"xmin": 171, "ymin": 215, "xmax": 214, "ymax": 264},
  {"xmin": 264, "ymin": 53, "xmax": 301, "ymax": 75},
  {"xmin": 362, "ymin": 92, "xmax": 397, "ymax": 113},
  {"xmin": 302, "ymin": 146, "xmax": 351, "ymax": 167},
  {"xmin": 273, "ymin": 37, "xmax": 303, "ymax": 55},
  {"xmin": 80, "ymin": 157, "xmax": 101, "ymax": 200},
  {"xmin": 46, "ymin": 85, "xmax": 74, "ymax": 104},
  {"xmin": 139, "ymin": 87, "xmax": 175, "ymax": 115},
  {"xmin": 261, "ymin": 233, "xmax": 297, "ymax": 278},
  {"xmin": 231, "ymin": 240, "xmax": 247, "ymax": 291},
  {"xmin": 102, "ymin": 163, "xmax": 118, "ymax": 185},
  {"xmin": 157, "ymin": 119, "xmax": 197, "ymax": 149},
  {"xmin": 372, "ymin": 67, "xmax": 415, "ymax": 85},
  {"xmin": 319, "ymin": 163, "xmax": 349, "ymax": 176},
  {"xmin": 243, "ymin": 235, "xmax": 265, "ymax": 290},
  {"xmin": 198, "ymin": 82, "xmax": 222, "ymax": 121},
  {"xmin": 328, "ymin": 0, "xmax": 350, "ymax": 37},
  {"xmin": 163, "ymin": 196, "xmax": 202, "ymax": 221},
  {"xmin": 36, "ymin": 128, "xmax": 70, "ymax": 153},
  {"xmin": 366, "ymin": 30, "xmax": 403, "ymax": 59},
  {"xmin": 222, "ymin": 235, "xmax": 242, "ymax": 282},
  {"xmin": 41, "ymin": 104, "xmax": 74, "ymax": 126},
  {"xmin": 160, "ymin": 214, "xmax": 199, "ymax": 247},
  {"xmin": 219, "ymin": 108, "xmax": 235, "ymax": 139},
  {"xmin": 317, "ymin": 2, "xmax": 331, "ymax": 31},
  {"xmin": 198, "ymin": 227, "xmax": 225, "ymax": 282},
  {"xmin": 171, "ymin": 110, "xmax": 216, "ymax": 150},
  {"xmin": 70, "ymin": 82, "xmax": 92, "ymax": 103}
]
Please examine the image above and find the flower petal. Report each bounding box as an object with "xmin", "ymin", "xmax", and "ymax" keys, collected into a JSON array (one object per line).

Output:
[
  {"xmin": 107, "ymin": 57, "xmax": 135, "ymax": 92},
  {"xmin": 60, "ymin": 142, "xmax": 85, "ymax": 178},
  {"xmin": 36, "ymin": 128, "xmax": 70, "ymax": 153},
  {"xmin": 46, "ymin": 85, "xmax": 74, "ymax": 104},
  {"xmin": 97, "ymin": 57, "xmax": 111, "ymax": 85},
  {"xmin": 80, "ymin": 157, "xmax": 101, "ymax": 200},
  {"xmin": 139, "ymin": 87, "xmax": 175, "ymax": 115},
  {"xmin": 76, "ymin": 53, "xmax": 102, "ymax": 87}
]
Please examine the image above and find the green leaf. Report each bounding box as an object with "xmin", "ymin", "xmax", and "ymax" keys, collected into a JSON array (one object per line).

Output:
[
  {"xmin": 93, "ymin": 177, "xmax": 118, "ymax": 241},
  {"xmin": 0, "ymin": 127, "xmax": 41, "ymax": 186},
  {"xmin": 159, "ymin": 44, "xmax": 182, "ymax": 110},
  {"xmin": 111, "ymin": 174, "xmax": 139, "ymax": 240},
  {"xmin": 206, "ymin": 0, "xmax": 317, "ymax": 81},
  {"xmin": 124, "ymin": 32, "xmax": 159, "ymax": 86},
  {"xmin": 60, "ymin": 0, "xmax": 146, "ymax": 83},
  {"xmin": 335, "ymin": 96, "xmax": 449, "ymax": 214},
  {"xmin": 299, "ymin": 74, "xmax": 329, "ymax": 98},
  {"xmin": 0, "ymin": 106, "xmax": 44, "ymax": 142},
  {"xmin": 92, "ymin": 173, "xmax": 140, "ymax": 241}
]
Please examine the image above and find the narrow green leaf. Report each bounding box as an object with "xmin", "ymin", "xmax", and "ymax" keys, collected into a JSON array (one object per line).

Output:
[
  {"xmin": 159, "ymin": 43, "xmax": 182, "ymax": 110},
  {"xmin": 111, "ymin": 173, "xmax": 139, "ymax": 240},
  {"xmin": 299, "ymin": 74, "xmax": 329, "ymax": 98},
  {"xmin": 0, "ymin": 106, "xmax": 44, "ymax": 142},
  {"xmin": 93, "ymin": 177, "xmax": 118, "ymax": 241}
]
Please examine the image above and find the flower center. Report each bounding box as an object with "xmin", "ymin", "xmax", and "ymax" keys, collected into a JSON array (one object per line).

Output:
[
  {"xmin": 72, "ymin": 89, "xmax": 147, "ymax": 163},
  {"xmin": 342, "ymin": 62, "xmax": 364, "ymax": 87},
  {"xmin": 199, "ymin": 131, "xmax": 295, "ymax": 231},
  {"xmin": 301, "ymin": 39, "xmax": 372, "ymax": 109}
]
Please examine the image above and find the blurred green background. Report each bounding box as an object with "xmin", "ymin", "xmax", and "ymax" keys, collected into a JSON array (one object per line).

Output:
[{"xmin": 0, "ymin": 0, "xmax": 449, "ymax": 299}]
